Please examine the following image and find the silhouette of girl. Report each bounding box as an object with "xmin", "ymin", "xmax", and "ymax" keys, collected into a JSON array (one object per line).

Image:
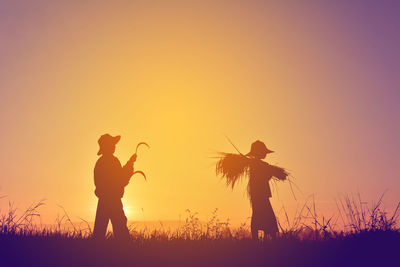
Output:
[{"xmin": 216, "ymin": 140, "xmax": 287, "ymax": 240}]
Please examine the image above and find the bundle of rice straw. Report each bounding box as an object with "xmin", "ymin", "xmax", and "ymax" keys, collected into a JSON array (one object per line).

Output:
[
  {"xmin": 215, "ymin": 152, "xmax": 288, "ymax": 189},
  {"xmin": 216, "ymin": 153, "xmax": 251, "ymax": 189}
]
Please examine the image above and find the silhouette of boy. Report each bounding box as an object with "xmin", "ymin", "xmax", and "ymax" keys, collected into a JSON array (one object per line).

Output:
[
  {"xmin": 93, "ymin": 134, "xmax": 136, "ymax": 240},
  {"xmin": 247, "ymin": 141, "xmax": 279, "ymax": 240}
]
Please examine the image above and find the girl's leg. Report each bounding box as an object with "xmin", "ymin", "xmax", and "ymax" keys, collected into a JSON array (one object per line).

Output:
[
  {"xmin": 251, "ymin": 215, "xmax": 259, "ymax": 240},
  {"xmin": 265, "ymin": 199, "xmax": 279, "ymax": 239}
]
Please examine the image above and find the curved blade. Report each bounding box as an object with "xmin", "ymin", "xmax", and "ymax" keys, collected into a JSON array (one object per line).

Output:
[
  {"xmin": 135, "ymin": 142, "xmax": 150, "ymax": 154},
  {"xmin": 133, "ymin": 170, "xmax": 147, "ymax": 181}
]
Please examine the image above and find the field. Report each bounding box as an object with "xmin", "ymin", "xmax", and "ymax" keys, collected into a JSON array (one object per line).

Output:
[{"xmin": 1, "ymin": 195, "xmax": 399, "ymax": 267}]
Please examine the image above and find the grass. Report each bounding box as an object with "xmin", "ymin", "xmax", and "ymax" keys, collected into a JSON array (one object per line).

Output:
[{"xmin": 0, "ymin": 194, "xmax": 399, "ymax": 266}]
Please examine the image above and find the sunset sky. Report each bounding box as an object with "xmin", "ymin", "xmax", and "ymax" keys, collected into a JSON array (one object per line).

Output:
[{"xmin": 0, "ymin": 1, "xmax": 399, "ymax": 225}]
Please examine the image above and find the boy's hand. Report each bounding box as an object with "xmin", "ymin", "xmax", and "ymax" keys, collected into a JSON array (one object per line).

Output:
[{"xmin": 129, "ymin": 153, "xmax": 137, "ymax": 163}]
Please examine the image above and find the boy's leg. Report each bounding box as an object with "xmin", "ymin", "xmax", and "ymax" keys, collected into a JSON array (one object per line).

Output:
[
  {"xmin": 93, "ymin": 198, "xmax": 109, "ymax": 239},
  {"xmin": 110, "ymin": 199, "xmax": 130, "ymax": 240}
]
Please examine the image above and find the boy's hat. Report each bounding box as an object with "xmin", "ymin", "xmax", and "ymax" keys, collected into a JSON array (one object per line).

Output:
[
  {"xmin": 246, "ymin": 140, "xmax": 273, "ymax": 157},
  {"xmin": 97, "ymin": 134, "xmax": 120, "ymax": 155}
]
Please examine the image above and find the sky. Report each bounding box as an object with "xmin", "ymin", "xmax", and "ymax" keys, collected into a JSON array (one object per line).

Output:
[{"xmin": 0, "ymin": 0, "xmax": 399, "ymax": 225}]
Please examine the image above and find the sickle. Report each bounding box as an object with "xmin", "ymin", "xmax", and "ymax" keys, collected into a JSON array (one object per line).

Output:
[
  {"xmin": 132, "ymin": 142, "xmax": 149, "ymax": 181},
  {"xmin": 133, "ymin": 170, "xmax": 147, "ymax": 181},
  {"xmin": 135, "ymin": 142, "xmax": 150, "ymax": 154}
]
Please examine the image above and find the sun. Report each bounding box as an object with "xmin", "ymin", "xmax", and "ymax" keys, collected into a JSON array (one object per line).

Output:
[{"xmin": 122, "ymin": 205, "xmax": 135, "ymax": 219}]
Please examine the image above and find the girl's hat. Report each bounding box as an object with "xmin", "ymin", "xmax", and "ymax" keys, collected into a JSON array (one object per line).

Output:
[
  {"xmin": 97, "ymin": 134, "xmax": 121, "ymax": 155},
  {"xmin": 246, "ymin": 140, "xmax": 274, "ymax": 157}
]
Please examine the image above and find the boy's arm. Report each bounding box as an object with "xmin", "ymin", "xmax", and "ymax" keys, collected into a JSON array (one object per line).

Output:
[{"xmin": 121, "ymin": 154, "xmax": 137, "ymax": 186}]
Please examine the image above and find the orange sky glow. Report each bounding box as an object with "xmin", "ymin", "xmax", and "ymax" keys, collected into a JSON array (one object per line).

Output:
[{"xmin": 1, "ymin": 1, "xmax": 399, "ymax": 226}]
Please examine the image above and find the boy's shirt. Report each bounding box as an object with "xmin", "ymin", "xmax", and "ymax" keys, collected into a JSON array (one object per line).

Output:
[{"xmin": 94, "ymin": 155, "xmax": 133, "ymax": 199}]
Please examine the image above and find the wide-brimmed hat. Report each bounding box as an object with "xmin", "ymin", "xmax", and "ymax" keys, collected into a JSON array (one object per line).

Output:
[
  {"xmin": 97, "ymin": 134, "xmax": 120, "ymax": 155},
  {"xmin": 246, "ymin": 140, "xmax": 274, "ymax": 157}
]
